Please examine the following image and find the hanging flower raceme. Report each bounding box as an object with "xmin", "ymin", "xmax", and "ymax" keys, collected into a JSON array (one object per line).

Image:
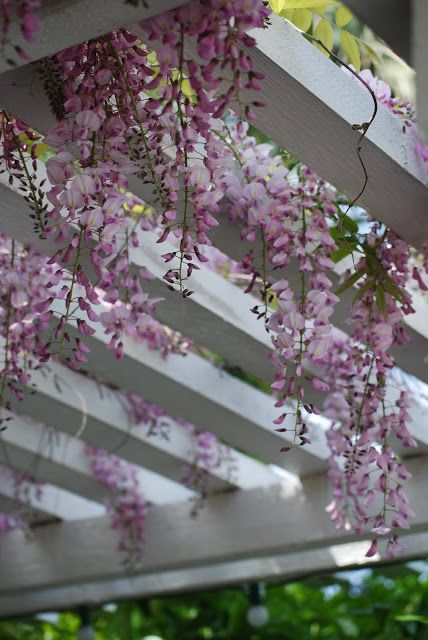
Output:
[
  {"xmin": 0, "ymin": 466, "xmax": 44, "ymax": 534},
  {"xmin": 85, "ymin": 444, "xmax": 148, "ymax": 566},
  {"xmin": 136, "ymin": 0, "xmax": 270, "ymax": 294},
  {"xmin": 124, "ymin": 390, "xmax": 236, "ymax": 511},
  {"xmin": 323, "ymin": 226, "xmax": 417, "ymax": 557},
  {"xmin": 209, "ymin": 120, "xmax": 340, "ymax": 445},
  {"xmin": 0, "ymin": 233, "xmax": 59, "ymax": 422}
]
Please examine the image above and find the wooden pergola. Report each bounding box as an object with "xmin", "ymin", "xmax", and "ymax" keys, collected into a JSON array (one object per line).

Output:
[{"xmin": 0, "ymin": 0, "xmax": 427, "ymax": 618}]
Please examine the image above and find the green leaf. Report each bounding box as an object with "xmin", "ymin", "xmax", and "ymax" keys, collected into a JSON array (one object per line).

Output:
[
  {"xmin": 335, "ymin": 267, "xmax": 366, "ymax": 295},
  {"xmin": 340, "ymin": 30, "xmax": 361, "ymax": 70},
  {"xmin": 383, "ymin": 275, "xmax": 406, "ymax": 303},
  {"xmin": 335, "ymin": 5, "xmax": 352, "ymax": 27},
  {"xmin": 280, "ymin": 7, "xmax": 313, "ymax": 31},
  {"xmin": 365, "ymin": 253, "xmax": 383, "ymax": 277},
  {"xmin": 284, "ymin": 0, "xmax": 338, "ymax": 9},
  {"xmin": 375, "ymin": 285, "xmax": 386, "ymax": 317},
  {"xmin": 338, "ymin": 213, "xmax": 359, "ymax": 234},
  {"xmin": 314, "ymin": 18, "xmax": 334, "ymax": 54},
  {"xmin": 395, "ymin": 615, "xmax": 428, "ymax": 624},
  {"xmin": 270, "ymin": 0, "xmax": 285, "ymax": 12},
  {"xmin": 330, "ymin": 243, "xmax": 354, "ymax": 264}
]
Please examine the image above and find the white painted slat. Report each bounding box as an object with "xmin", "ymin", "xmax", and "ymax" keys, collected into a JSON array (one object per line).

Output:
[
  {"xmin": 51, "ymin": 297, "xmax": 329, "ymax": 473},
  {"xmin": 0, "ymin": 463, "xmax": 104, "ymax": 521},
  {"xmin": 246, "ymin": 16, "xmax": 427, "ymax": 250},
  {"xmin": 0, "ymin": 494, "xmax": 53, "ymax": 524},
  {"xmin": 0, "ymin": 454, "xmax": 428, "ymax": 592},
  {"xmin": 0, "ymin": 0, "xmax": 189, "ymax": 74},
  {"xmin": 1, "ymin": 532, "xmax": 427, "ymax": 615},
  {"xmin": 1, "ymin": 52, "xmax": 427, "ymax": 388},
  {"xmin": 1, "ymin": 15, "xmax": 427, "ymax": 250},
  {"xmin": 0, "ymin": 169, "xmax": 426, "ymax": 461},
  {"xmin": 12, "ymin": 359, "xmax": 284, "ymax": 486},
  {"xmin": 0, "ymin": 412, "xmax": 194, "ymax": 505}
]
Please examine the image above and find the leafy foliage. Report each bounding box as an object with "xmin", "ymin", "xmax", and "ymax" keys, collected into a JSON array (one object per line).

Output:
[
  {"xmin": 269, "ymin": 0, "xmax": 381, "ymax": 70},
  {"xmin": 3, "ymin": 569, "xmax": 428, "ymax": 638}
]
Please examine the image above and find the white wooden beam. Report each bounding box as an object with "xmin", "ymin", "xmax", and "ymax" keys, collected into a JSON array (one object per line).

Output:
[
  {"xmin": 1, "ymin": 16, "xmax": 427, "ymax": 250},
  {"xmin": 0, "ymin": 172, "xmax": 316, "ymax": 404},
  {"xmin": 11, "ymin": 359, "xmax": 285, "ymax": 487},
  {"xmin": 0, "ymin": 463, "xmax": 104, "ymax": 521},
  {"xmin": 0, "ymin": 0, "xmax": 189, "ymax": 74},
  {"xmin": 0, "ymin": 412, "xmax": 194, "ymax": 505},
  {"xmin": 51, "ymin": 298, "xmax": 330, "ymax": 473},
  {"xmin": 1, "ymin": 169, "xmax": 427, "ymax": 460},
  {"xmin": 1, "ymin": 533, "xmax": 427, "ymax": 616},
  {"xmin": 0, "ymin": 494, "xmax": 53, "ymax": 525},
  {"xmin": 1, "ymin": 454, "xmax": 428, "ymax": 593},
  {"xmin": 247, "ymin": 16, "xmax": 427, "ymax": 249}
]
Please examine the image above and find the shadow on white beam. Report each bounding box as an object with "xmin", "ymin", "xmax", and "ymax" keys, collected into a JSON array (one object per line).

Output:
[
  {"xmin": 1, "ymin": 533, "xmax": 427, "ymax": 617},
  {"xmin": 0, "ymin": 463, "xmax": 104, "ymax": 522},
  {"xmin": 1, "ymin": 455, "xmax": 428, "ymax": 593},
  {"xmin": 0, "ymin": 412, "xmax": 194, "ymax": 505}
]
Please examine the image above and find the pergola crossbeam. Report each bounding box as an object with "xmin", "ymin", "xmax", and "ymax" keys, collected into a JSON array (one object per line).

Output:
[{"xmin": 1, "ymin": 455, "xmax": 428, "ymax": 593}]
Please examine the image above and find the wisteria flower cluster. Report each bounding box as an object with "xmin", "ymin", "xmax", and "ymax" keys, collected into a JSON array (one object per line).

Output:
[
  {"xmin": 85, "ymin": 444, "xmax": 148, "ymax": 566},
  {"xmin": 0, "ymin": 0, "xmax": 427, "ymax": 562},
  {"xmin": 125, "ymin": 391, "xmax": 236, "ymax": 515}
]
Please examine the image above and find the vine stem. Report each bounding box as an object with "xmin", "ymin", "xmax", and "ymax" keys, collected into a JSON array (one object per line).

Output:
[
  {"xmin": 10, "ymin": 126, "xmax": 46, "ymax": 236},
  {"xmin": 176, "ymin": 26, "xmax": 189, "ymax": 294},
  {"xmin": 107, "ymin": 40, "xmax": 167, "ymax": 208},
  {"xmin": 301, "ymin": 32, "xmax": 378, "ymax": 241}
]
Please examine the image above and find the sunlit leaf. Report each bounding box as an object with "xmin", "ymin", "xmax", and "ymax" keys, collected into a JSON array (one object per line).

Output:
[
  {"xmin": 284, "ymin": 0, "xmax": 338, "ymax": 9},
  {"xmin": 270, "ymin": 0, "xmax": 285, "ymax": 12},
  {"xmin": 314, "ymin": 18, "xmax": 334, "ymax": 54},
  {"xmin": 395, "ymin": 615, "xmax": 428, "ymax": 624},
  {"xmin": 335, "ymin": 5, "xmax": 352, "ymax": 27},
  {"xmin": 181, "ymin": 78, "xmax": 194, "ymax": 99},
  {"xmin": 34, "ymin": 142, "xmax": 50, "ymax": 158},
  {"xmin": 280, "ymin": 7, "xmax": 312, "ymax": 31},
  {"xmin": 340, "ymin": 30, "xmax": 361, "ymax": 70}
]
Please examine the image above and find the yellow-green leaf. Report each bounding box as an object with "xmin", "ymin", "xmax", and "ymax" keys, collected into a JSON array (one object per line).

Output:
[
  {"xmin": 280, "ymin": 8, "xmax": 312, "ymax": 31},
  {"xmin": 284, "ymin": 0, "xmax": 338, "ymax": 9},
  {"xmin": 340, "ymin": 30, "xmax": 361, "ymax": 70},
  {"xmin": 314, "ymin": 18, "xmax": 334, "ymax": 53},
  {"xmin": 34, "ymin": 142, "xmax": 50, "ymax": 158},
  {"xmin": 335, "ymin": 5, "xmax": 352, "ymax": 27},
  {"xmin": 270, "ymin": 0, "xmax": 285, "ymax": 12},
  {"xmin": 181, "ymin": 78, "xmax": 194, "ymax": 100}
]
